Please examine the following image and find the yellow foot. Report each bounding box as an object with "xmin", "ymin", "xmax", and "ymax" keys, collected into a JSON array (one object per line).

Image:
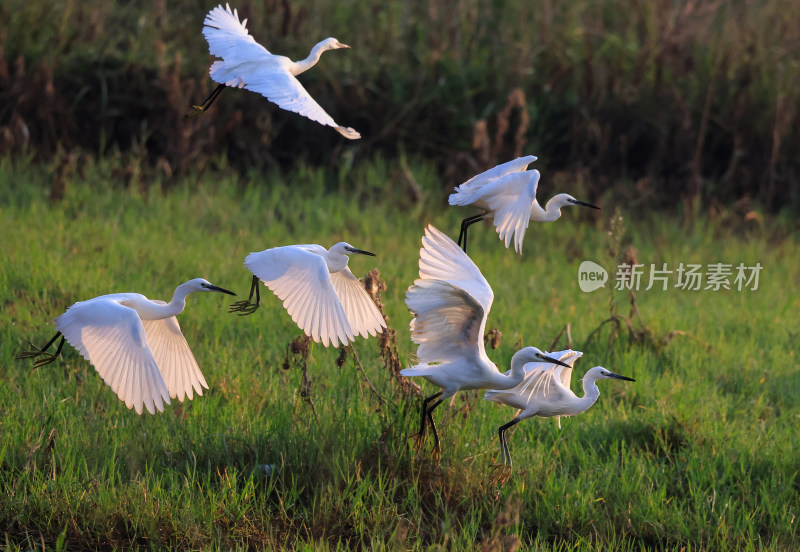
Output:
[{"xmin": 183, "ymin": 105, "xmax": 207, "ymax": 119}]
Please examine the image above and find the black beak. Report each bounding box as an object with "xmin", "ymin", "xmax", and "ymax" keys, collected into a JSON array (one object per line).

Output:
[
  {"xmin": 539, "ymin": 354, "xmax": 572, "ymax": 368},
  {"xmin": 348, "ymin": 247, "xmax": 376, "ymax": 257},
  {"xmin": 208, "ymin": 285, "xmax": 236, "ymax": 296},
  {"xmin": 571, "ymin": 199, "xmax": 601, "ymax": 210},
  {"xmin": 609, "ymin": 372, "xmax": 635, "ymax": 382}
]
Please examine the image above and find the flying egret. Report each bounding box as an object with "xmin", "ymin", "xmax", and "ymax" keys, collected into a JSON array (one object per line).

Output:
[
  {"xmin": 449, "ymin": 155, "xmax": 600, "ymax": 254},
  {"xmin": 16, "ymin": 279, "xmax": 236, "ymax": 415},
  {"xmin": 229, "ymin": 242, "xmax": 386, "ymax": 348},
  {"xmin": 400, "ymin": 225, "xmax": 572, "ymax": 457},
  {"xmin": 186, "ymin": 3, "xmax": 361, "ymax": 139},
  {"xmin": 484, "ymin": 349, "xmax": 634, "ymax": 465}
]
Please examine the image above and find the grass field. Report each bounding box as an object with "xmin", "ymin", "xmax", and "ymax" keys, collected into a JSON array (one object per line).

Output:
[{"xmin": 1, "ymin": 157, "xmax": 798, "ymax": 550}]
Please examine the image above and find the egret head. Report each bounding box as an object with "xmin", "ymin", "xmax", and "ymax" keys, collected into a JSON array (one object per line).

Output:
[
  {"xmin": 526, "ymin": 347, "xmax": 574, "ymax": 369},
  {"xmin": 184, "ymin": 278, "xmax": 236, "ymax": 296},
  {"xmin": 330, "ymin": 242, "xmax": 376, "ymax": 257},
  {"xmin": 320, "ymin": 37, "xmax": 350, "ymax": 51},
  {"xmin": 551, "ymin": 193, "xmax": 601, "ymax": 211},
  {"xmin": 585, "ymin": 366, "xmax": 635, "ymax": 382}
]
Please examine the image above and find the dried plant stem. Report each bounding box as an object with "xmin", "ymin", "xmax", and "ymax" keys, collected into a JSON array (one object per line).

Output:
[{"xmin": 348, "ymin": 344, "xmax": 386, "ymax": 406}]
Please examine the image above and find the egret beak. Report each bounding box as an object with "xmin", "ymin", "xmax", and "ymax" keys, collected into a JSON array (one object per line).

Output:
[
  {"xmin": 608, "ymin": 372, "xmax": 635, "ymax": 382},
  {"xmin": 538, "ymin": 354, "xmax": 573, "ymax": 368},
  {"xmin": 570, "ymin": 198, "xmax": 601, "ymax": 210},
  {"xmin": 338, "ymin": 43, "xmax": 351, "ymax": 49},
  {"xmin": 347, "ymin": 247, "xmax": 376, "ymax": 257},
  {"xmin": 207, "ymin": 285, "xmax": 236, "ymax": 296}
]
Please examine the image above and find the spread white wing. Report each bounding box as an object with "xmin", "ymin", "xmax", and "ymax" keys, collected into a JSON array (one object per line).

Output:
[
  {"xmin": 449, "ymin": 155, "xmax": 537, "ymax": 205},
  {"xmin": 487, "ymin": 350, "xmax": 583, "ymax": 407},
  {"xmin": 402, "ymin": 225, "xmax": 495, "ymax": 377},
  {"xmin": 242, "ymin": 69, "xmax": 348, "ymax": 132},
  {"xmin": 245, "ymin": 246, "xmax": 355, "ymax": 347},
  {"xmin": 417, "ymin": 224, "xmax": 493, "ymax": 307},
  {"xmin": 141, "ymin": 301, "xmax": 208, "ymax": 402},
  {"xmin": 54, "ymin": 298, "xmax": 170, "ymax": 415},
  {"xmin": 329, "ymin": 268, "xmax": 386, "ymax": 339},
  {"xmin": 476, "ymin": 171, "xmax": 539, "ymax": 253},
  {"xmin": 403, "ymin": 280, "xmax": 491, "ymax": 377},
  {"xmin": 203, "ymin": 3, "xmax": 270, "ymax": 62}
]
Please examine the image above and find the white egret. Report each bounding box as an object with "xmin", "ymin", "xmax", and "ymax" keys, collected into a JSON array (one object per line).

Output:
[
  {"xmin": 229, "ymin": 242, "xmax": 385, "ymax": 348},
  {"xmin": 484, "ymin": 349, "xmax": 634, "ymax": 465},
  {"xmin": 449, "ymin": 155, "xmax": 600, "ymax": 254},
  {"xmin": 400, "ymin": 225, "xmax": 572, "ymax": 457},
  {"xmin": 186, "ymin": 3, "xmax": 361, "ymax": 139},
  {"xmin": 16, "ymin": 279, "xmax": 236, "ymax": 415}
]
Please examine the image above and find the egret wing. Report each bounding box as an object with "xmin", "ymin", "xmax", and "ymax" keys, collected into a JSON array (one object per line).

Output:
[
  {"xmin": 329, "ymin": 268, "xmax": 386, "ymax": 339},
  {"xmin": 477, "ymin": 170, "xmax": 539, "ymax": 253},
  {"xmin": 405, "ymin": 279, "xmax": 490, "ymax": 370},
  {"xmin": 140, "ymin": 303, "xmax": 208, "ymax": 403},
  {"xmin": 245, "ymin": 246, "xmax": 354, "ymax": 347},
  {"xmin": 417, "ymin": 225, "xmax": 493, "ymax": 310},
  {"xmin": 242, "ymin": 69, "xmax": 346, "ymax": 130},
  {"xmin": 509, "ymin": 349, "xmax": 583, "ymax": 403},
  {"xmin": 449, "ymin": 155, "xmax": 537, "ymax": 203},
  {"xmin": 54, "ymin": 298, "xmax": 170, "ymax": 415},
  {"xmin": 203, "ymin": 3, "xmax": 271, "ymax": 62}
]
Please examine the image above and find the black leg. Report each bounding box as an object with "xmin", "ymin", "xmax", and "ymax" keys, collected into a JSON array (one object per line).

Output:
[
  {"xmin": 498, "ymin": 418, "xmax": 521, "ymax": 466},
  {"xmin": 184, "ymin": 84, "xmax": 226, "ymax": 119},
  {"xmin": 457, "ymin": 212, "xmax": 488, "ymax": 254},
  {"xmin": 16, "ymin": 332, "xmax": 65, "ymax": 368},
  {"xmin": 414, "ymin": 391, "xmax": 443, "ymax": 452},
  {"xmin": 228, "ymin": 275, "xmax": 261, "ymax": 315},
  {"xmin": 418, "ymin": 391, "xmax": 443, "ymax": 437},
  {"xmin": 426, "ymin": 397, "xmax": 445, "ymax": 457}
]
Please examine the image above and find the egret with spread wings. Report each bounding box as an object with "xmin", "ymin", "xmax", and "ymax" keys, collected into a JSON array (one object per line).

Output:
[
  {"xmin": 485, "ymin": 349, "xmax": 634, "ymax": 465},
  {"xmin": 17, "ymin": 279, "xmax": 236, "ymax": 415},
  {"xmin": 230, "ymin": 242, "xmax": 385, "ymax": 348},
  {"xmin": 400, "ymin": 225, "xmax": 571, "ymax": 458},
  {"xmin": 449, "ymin": 156, "xmax": 600, "ymax": 254},
  {"xmin": 187, "ymin": 3, "xmax": 360, "ymax": 139}
]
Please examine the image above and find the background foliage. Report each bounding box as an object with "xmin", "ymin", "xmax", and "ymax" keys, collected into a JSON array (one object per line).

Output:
[{"xmin": 1, "ymin": 0, "xmax": 799, "ymax": 211}]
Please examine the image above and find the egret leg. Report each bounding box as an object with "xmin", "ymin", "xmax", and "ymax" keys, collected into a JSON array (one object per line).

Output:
[
  {"xmin": 184, "ymin": 84, "xmax": 226, "ymax": 119},
  {"xmin": 457, "ymin": 211, "xmax": 488, "ymax": 254},
  {"xmin": 229, "ymin": 276, "xmax": 261, "ymax": 315},
  {"xmin": 498, "ymin": 418, "xmax": 521, "ymax": 466},
  {"xmin": 414, "ymin": 391, "xmax": 443, "ymax": 449},
  {"xmin": 16, "ymin": 332, "xmax": 66, "ymax": 368},
  {"xmin": 426, "ymin": 397, "xmax": 445, "ymax": 461}
]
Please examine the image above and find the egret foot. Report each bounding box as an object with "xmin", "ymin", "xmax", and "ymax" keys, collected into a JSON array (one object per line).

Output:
[
  {"xmin": 16, "ymin": 333, "xmax": 65, "ymax": 368},
  {"xmin": 16, "ymin": 347, "xmax": 59, "ymax": 368},
  {"xmin": 228, "ymin": 300, "xmax": 259, "ymax": 315},
  {"xmin": 490, "ymin": 464, "xmax": 513, "ymax": 486},
  {"xmin": 183, "ymin": 105, "xmax": 207, "ymax": 119},
  {"xmin": 228, "ymin": 275, "xmax": 260, "ymax": 315}
]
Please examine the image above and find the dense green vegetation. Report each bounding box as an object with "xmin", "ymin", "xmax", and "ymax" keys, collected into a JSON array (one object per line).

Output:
[
  {"xmin": 1, "ymin": 0, "xmax": 799, "ymax": 211},
  {"xmin": 1, "ymin": 157, "xmax": 798, "ymax": 550}
]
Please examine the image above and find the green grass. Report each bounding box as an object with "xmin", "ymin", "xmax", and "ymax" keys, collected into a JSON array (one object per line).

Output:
[{"xmin": 1, "ymin": 157, "xmax": 798, "ymax": 550}]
